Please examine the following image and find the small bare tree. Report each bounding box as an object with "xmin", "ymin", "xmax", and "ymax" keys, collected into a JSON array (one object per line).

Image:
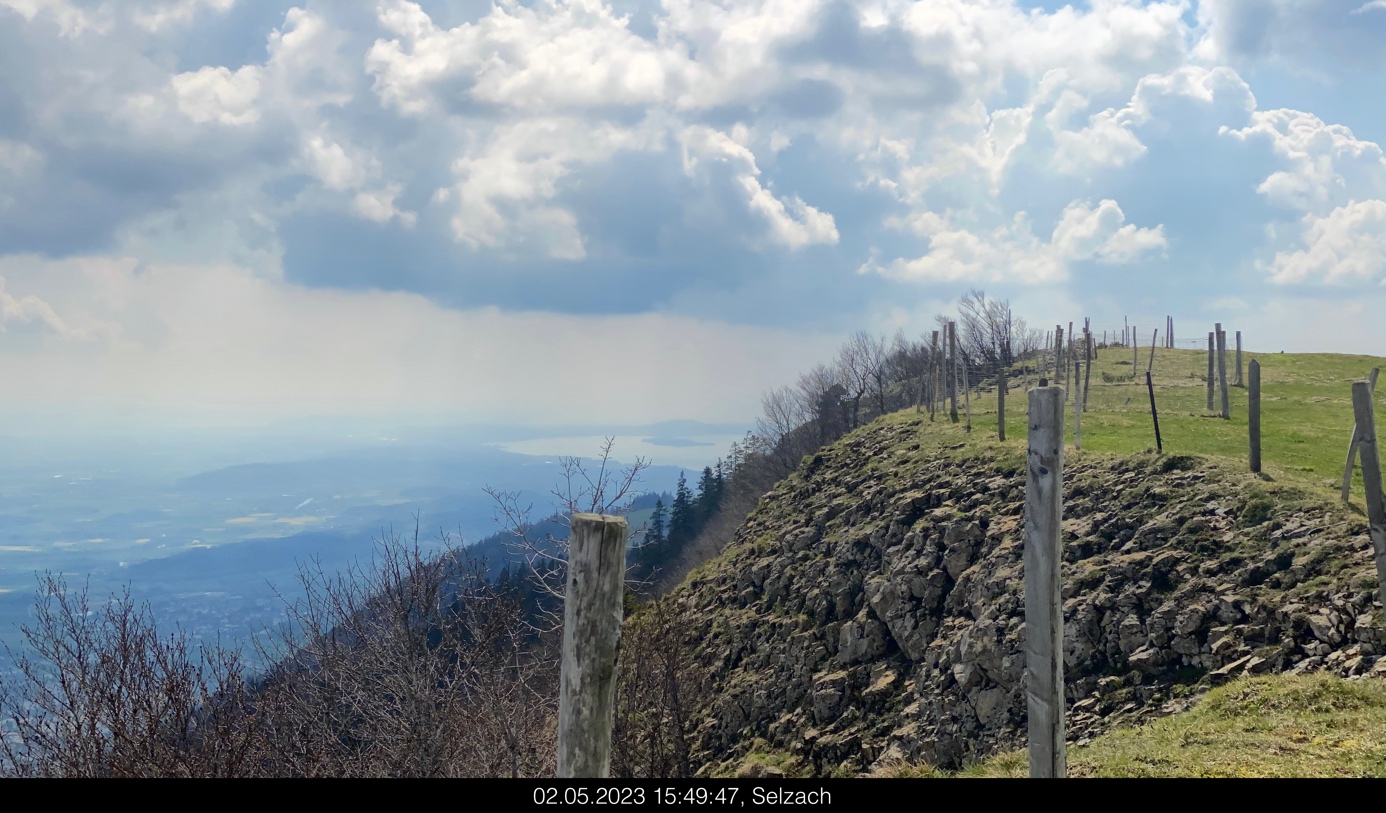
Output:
[
  {"xmin": 484, "ymin": 438, "xmax": 650, "ymax": 623},
  {"xmin": 0, "ymin": 575, "xmax": 258, "ymax": 777}
]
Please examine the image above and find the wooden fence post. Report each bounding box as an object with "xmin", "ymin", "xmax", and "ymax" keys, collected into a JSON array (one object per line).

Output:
[
  {"xmin": 1083, "ymin": 331, "xmax": 1093, "ymax": 411},
  {"xmin": 1054, "ymin": 325, "xmax": 1065, "ymax": 393},
  {"xmin": 963, "ymin": 358, "xmax": 973, "ymax": 433},
  {"xmin": 1147, "ymin": 329, "xmax": 1157, "ymax": 374},
  {"xmin": 1147, "ymin": 371, "xmax": 1162, "ymax": 454},
  {"xmin": 1074, "ymin": 359, "xmax": 1083, "ymax": 450},
  {"xmin": 1249, "ymin": 359, "xmax": 1261, "ymax": 474},
  {"xmin": 998, "ymin": 364, "xmax": 1007, "ymax": 441},
  {"xmin": 949, "ymin": 322, "xmax": 960, "ymax": 424},
  {"xmin": 1206, "ymin": 332, "xmax": 1215, "ymax": 412},
  {"xmin": 1342, "ymin": 368, "xmax": 1381, "ymax": 501},
  {"xmin": 557, "ymin": 513, "xmax": 629, "ymax": 778},
  {"xmin": 1235, "ymin": 331, "xmax": 1243, "ymax": 387},
  {"xmin": 1026, "ymin": 386, "xmax": 1066, "ymax": 779},
  {"xmin": 1133, "ymin": 325, "xmax": 1138, "ymax": 369},
  {"xmin": 1350, "ymin": 382, "xmax": 1386, "ymax": 615},
  {"xmin": 1067, "ymin": 322, "xmax": 1075, "ymax": 402},
  {"xmin": 929, "ymin": 330, "xmax": 940, "ymax": 422},
  {"xmin": 1216, "ymin": 324, "xmax": 1230, "ymax": 419}
]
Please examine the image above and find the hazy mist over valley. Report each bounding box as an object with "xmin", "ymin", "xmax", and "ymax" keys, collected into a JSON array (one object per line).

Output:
[{"xmin": 0, "ymin": 418, "xmax": 739, "ymax": 667}]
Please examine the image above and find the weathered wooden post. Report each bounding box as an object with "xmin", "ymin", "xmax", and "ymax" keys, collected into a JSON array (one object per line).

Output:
[
  {"xmin": 1249, "ymin": 359, "xmax": 1261, "ymax": 474},
  {"xmin": 557, "ymin": 513, "xmax": 628, "ymax": 778},
  {"xmin": 1206, "ymin": 332, "xmax": 1215, "ymax": 412},
  {"xmin": 1066, "ymin": 322, "xmax": 1075, "ymax": 402},
  {"xmin": 1133, "ymin": 325, "xmax": 1138, "ymax": 369},
  {"xmin": 1350, "ymin": 382, "xmax": 1386, "ymax": 614},
  {"xmin": 1082, "ymin": 332, "xmax": 1093, "ymax": 411},
  {"xmin": 998, "ymin": 364, "xmax": 1007, "ymax": 442},
  {"xmin": 1235, "ymin": 331, "xmax": 1244, "ymax": 387},
  {"xmin": 949, "ymin": 322, "xmax": 960, "ymax": 424},
  {"xmin": 1169, "ymin": 317, "xmax": 1173, "ymax": 349},
  {"xmin": 963, "ymin": 358, "xmax": 973, "ymax": 433},
  {"xmin": 929, "ymin": 330, "xmax": 941, "ymax": 421},
  {"xmin": 1054, "ymin": 325, "xmax": 1065, "ymax": 392},
  {"xmin": 1146, "ymin": 371, "xmax": 1163, "ymax": 453},
  {"xmin": 1342, "ymin": 368, "xmax": 1381, "ymax": 501},
  {"xmin": 1073, "ymin": 359, "xmax": 1083, "ymax": 450},
  {"xmin": 1216, "ymin": 324, "xmax": 1230, "ymax": 419},
  {"xmin": 1025, "ymin": 385, "xmax": 1066, "ymax": 779}
]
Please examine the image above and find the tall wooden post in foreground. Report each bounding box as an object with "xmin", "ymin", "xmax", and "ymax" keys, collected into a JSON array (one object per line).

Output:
[
  {"xmin": 1025, "ymin": 386, "xmax": 1066, "ymax": 779},
  {"xmin": 1344, "ymin": 368, "xmax": 1382, "ymax": 501},
  {"xmin": 1249, "ymin": 360, "xmax": 1261, "ymax": 474},
  {"xmin": 557, "ymin": 514, "xmax": 628, "ymax": 778},
  {"xmin": 1350, "ymin": 382, "xmax": 1386, "ymax": 615}
]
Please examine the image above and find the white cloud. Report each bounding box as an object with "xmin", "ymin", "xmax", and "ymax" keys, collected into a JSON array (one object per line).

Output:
[
  {"xmin": 300, "ymin": 135, "xmax": 416, "ymax": 227},
  {"xmin": 0, "ymin": 0, "xmax": 106, "ymax": 36},
  {"xmin": 1221, "ymin": 109, "xmax": 1386, "ymax": 212},
  {"xmin": 1266, "ymin": 200, "xmax": 1386, "ymax": 284},
  {"xmin": 170, "ymin": 65, "xmax": 262, "ymax": 126},
  {"xmin": 366, "ymin": 0, "xmax": 682, "ymax": 115},
  {"xmin": 0, "ymin": 275, "xmax": 118, "ymax": 342},
  {"xmin": 1052, "ymin": 199, "xmax": 1168, "ymax": 263},
  {"xmin": 133, "ymin": 0, "xmax": 234, "ymax": 32},
  {"xmin": 867, "ymin": 198, "xmax": 1164, "ymax": 283},
  {"xmin": 681, "ymin": 125, "xmax": 838, "ymax": 248},
  {"xmin": 1354, "ymin": 1, "xmax": 1386, "ymax": 13}
]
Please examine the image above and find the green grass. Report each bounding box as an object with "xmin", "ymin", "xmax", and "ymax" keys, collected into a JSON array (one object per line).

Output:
[
  {"xmin": 910, "ymin": 347, "xmax": 1386, "ymax": 502},
  {"xmin": 957, "ymin": 674, "xmax": 1386, "ymax": 777}
]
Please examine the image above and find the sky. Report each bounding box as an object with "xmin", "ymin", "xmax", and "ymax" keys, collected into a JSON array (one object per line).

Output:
[{"xmin": 0, "ymin": 0, "xmax": 1383, "ymax": 431}]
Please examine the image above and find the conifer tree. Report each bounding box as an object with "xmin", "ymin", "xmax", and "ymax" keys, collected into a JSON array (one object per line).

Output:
[
  {"xmin": 669, "ymin": 472, "xmax": 693, "ymax": 547},
  {"xmin": 647, "ymin": 498, "xmax": 667, "ymax": 549}
]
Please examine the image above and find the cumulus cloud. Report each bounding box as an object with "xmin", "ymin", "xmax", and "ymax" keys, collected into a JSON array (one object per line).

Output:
[
  {"xmin": 864, "ymin": 199, "xmax": 1165, "ymax": 284},
  {"xmin": 1267, "ymin": 200, "xmax": 1386, "ymax": 284},
  {"xmin": 171, "ymin": 65, "xmax": 262, "ymax": 125},
  {"xmin": 1221, "ymin": 110, "xmax": 1386, "ymax": 212},
  {"xmin": 681, "ymin": 125, "xmax": 838, "ymax": 249}
]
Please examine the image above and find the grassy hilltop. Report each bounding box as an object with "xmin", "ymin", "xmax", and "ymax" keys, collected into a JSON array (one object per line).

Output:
[
  {"xmin": 977, "ymin": 345, "xmax": 1386, "ymax": 497},
  {"xmin": 663, "ymin": 346, "xmax": 1386, "ymax": 779}
]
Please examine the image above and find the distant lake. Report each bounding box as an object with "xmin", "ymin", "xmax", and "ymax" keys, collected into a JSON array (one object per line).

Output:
[{"xmin": 489, "ymin": 434, "xmax": 746, "ymax": 470}]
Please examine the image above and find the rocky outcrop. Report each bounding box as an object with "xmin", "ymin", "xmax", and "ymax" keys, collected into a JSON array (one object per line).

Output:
[{"xmin": 674, "ymin": 416, "xmax": 1381, "ymax": 776}]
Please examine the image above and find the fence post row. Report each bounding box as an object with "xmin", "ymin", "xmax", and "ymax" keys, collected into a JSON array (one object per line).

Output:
[
  {"xmin": 1249, "ymin": 359, "xmax": 1261, "ymax": 474},
  {"xmin": 557, "ymin": 514, "xmax": 629, "ymax": 778},
  {"xmin": 1350, "ymin": 382, "xmax": 1386, "ymax": 616},
  {"xmin": 1343, "ymin": 368, "xmax": 1382, "ymax": 501},
  {"xmin": 1025, "ymin": 386, "xmax": 1066, "ymax": 779}
]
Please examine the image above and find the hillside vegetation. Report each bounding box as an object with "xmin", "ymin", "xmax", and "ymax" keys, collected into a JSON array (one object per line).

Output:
[{"xmin": 658, "ymin": 347, "xmax": 1386, "ymax": 777}]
